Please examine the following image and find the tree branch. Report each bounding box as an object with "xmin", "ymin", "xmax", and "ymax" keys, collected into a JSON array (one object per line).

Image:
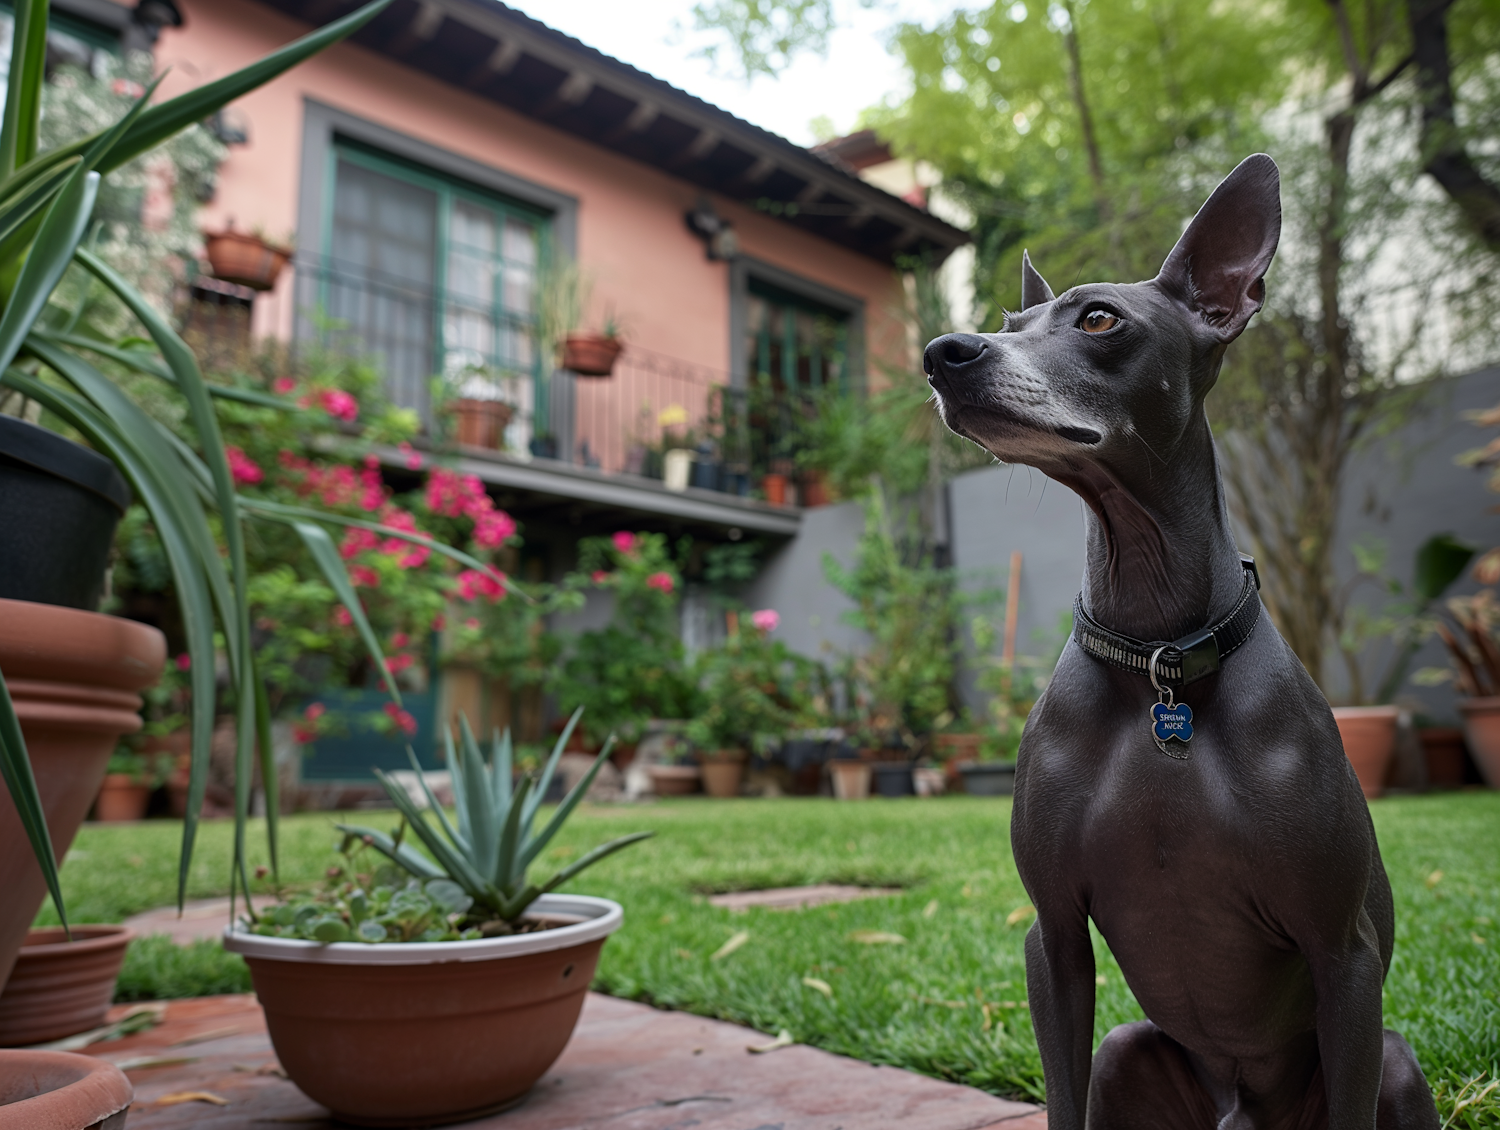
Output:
[{"xmin": 1409, "ymin": 0, "xmax": 1500, "ymax": 251}]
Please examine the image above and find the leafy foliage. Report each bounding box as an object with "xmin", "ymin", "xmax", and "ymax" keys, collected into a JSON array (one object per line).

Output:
[{"xmin": 685, "ymin": 618, "xmax": 821, "ymax": 752}]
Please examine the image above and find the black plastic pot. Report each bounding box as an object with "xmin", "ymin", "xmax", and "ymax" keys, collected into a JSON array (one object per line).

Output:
[
  {"xmin": 958, "ymin": 762, "xmax": 1017, "ymax": 796},
  {"xmin": 0, "ymin": 416, "xmax": 130, "ymax": 610},
  {"xmin": 529, "ymin": 436, "xmax": 559, "ymax": 459},
  {"xmin": 870, "ymin": 761, "xmax": 915, "ymax": 798}
]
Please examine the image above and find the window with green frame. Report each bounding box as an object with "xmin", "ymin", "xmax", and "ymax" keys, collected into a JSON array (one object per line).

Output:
[{"xmin": 320, "ymin": 142, "xmax": 551, "ymax": 438}]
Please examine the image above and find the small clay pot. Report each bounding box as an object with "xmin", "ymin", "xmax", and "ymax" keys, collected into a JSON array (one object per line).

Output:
[
  {"xmin": 761, "ymin": 473, "xmax": 788, "ymax": 507},
  {"xmin": 92, "ymin": 775, "xmax": 151, "ymax": 823},
  {"xmin": 829, "ymin": 759, "xmax": 871, "ymax": 800},
  {"xmin": 561, "ymin": 334, "xmax": 623, "ymax": 377},
  {"xmin": 453, "ymin": 399, "xmax": 513, "ymax": 449},
  {"xmin": 1331, "ymin": 705, "xmax": 1400, "ymax": 799},
  {"xmin": 648, "ymin": 764, "xmax": 701, "ymax": 796},
  {"xmin": 203, "ymin": 229, "xmax": 291, "ymax": 291},
  {"xmin": 0, "ymin": 1049, "xmax": 132, "ymax": 1130},
  {"xmin": 0, "ymin": 926, "xmax": 134, "ymax": 1047},
  {"xmin": 224, "ymin": 895, "xmax": 621, "ymax": 1127},
  {"xmin": 700, "ymin": 750, "xmax": 746, "ymax": 798},
  {"xmin": 1418, "ymin": 727, "xmax": 1467, "ymax": 789},
  {"xmin": 1457, "ymin": 695, "xmax": 1500, "ymax": 788}
]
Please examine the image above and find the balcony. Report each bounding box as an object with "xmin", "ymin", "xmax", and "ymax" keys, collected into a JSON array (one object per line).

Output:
[{"xmin": 182, "ymin": 259, "xmax": 810, "ymax": 537}]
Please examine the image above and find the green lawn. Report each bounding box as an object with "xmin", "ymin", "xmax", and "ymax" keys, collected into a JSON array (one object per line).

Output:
[{"xmin": 38, "ymin": 793, "xmax": 1500, "ymax": 1119}]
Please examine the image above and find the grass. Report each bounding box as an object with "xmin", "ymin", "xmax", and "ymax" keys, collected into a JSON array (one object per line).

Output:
[{"xmin": 38, "ymin": 793, "xmax": 1500, "ymax": 1119}]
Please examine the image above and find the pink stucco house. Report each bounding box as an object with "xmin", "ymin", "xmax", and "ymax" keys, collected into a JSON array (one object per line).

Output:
[{"xmin": 82, "ymin": 0, "xmax": 964, "ymax": 541}]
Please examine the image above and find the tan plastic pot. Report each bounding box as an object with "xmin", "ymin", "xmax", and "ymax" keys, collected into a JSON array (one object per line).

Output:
[
  {"xmin": 0, "ymin": 926, "xmax": 133, "ymax": 1047},
  {"xmin": 648, "ymin": 764, "xmax": 701, "ymax": 796},
  {"xmin": 1331, "ymin": 705, "xmax": 1399, "ymax": 799},
  {"xmin": 1458, "ymin": 695, "xmax": 1500, "ymax": 788},
  {"xmin": 224, "ymin": 894, "xmax": 622, "ymax": 1127},
  {"xmin": 92, "ymin": 775, "xmax": 150, "ymax": 823},
  {"xmin": 700, "ymin": 750, "xmax": 746, "ymax": 798},
  {"xmin": 829, "ymin": 760, "xmax": 871, "ymax": 800},
  {"xmin": 0, "ymin": 1049, "xmax": 132, "ymax": 1130},
  {"xmin": 0, "ymin": 599, "xmax": 164, "ymax": 993}
]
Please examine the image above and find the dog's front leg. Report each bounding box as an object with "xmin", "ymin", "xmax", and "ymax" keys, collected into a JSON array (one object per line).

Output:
[
  {"xmin": 1025, "ymin": 906, "xmax": 1096, "ymax": 1130},
  {"xmin": 1305, "ymin": 909, "xmax": 1386, "ymax": 1129}
]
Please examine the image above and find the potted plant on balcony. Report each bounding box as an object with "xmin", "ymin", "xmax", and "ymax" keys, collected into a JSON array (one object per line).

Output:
[
  {"xmin": 224, "ymin": 714, "xmax": 651, "ymax": 1127},
  {"xmin": 562, "ymin": 311, "xmax": 626, "ymax": 378},
  {"xmin": 203, "ymin": 222, "xmax": 293, "ymax": 291},
  {"xmin": 439, "ymin": 365, "xmax": 515, "ymax": 451}
]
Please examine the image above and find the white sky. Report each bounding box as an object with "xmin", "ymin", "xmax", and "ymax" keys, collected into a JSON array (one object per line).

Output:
[{"xmin": 503, "ymin": 0, "xmax": 945, "ymax": 147}]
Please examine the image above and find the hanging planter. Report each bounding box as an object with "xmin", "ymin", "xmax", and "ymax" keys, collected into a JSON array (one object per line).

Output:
[
  {"xmin": 203, "ymin": 227, "xmax": 292, "ymax": 291},
  {"xmin": 561, "ymin": 333, "xmax": 623, "ymax": 377}
]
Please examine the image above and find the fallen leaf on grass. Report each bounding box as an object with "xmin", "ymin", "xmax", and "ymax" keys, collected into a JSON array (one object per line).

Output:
[
  {"xmin": 922, "ymin": 900, "xmax": 939, "ymax": 919},
  {"xmin": 912, "ymin": 994, "xmax": 966, "ymax": 1009},
  {"xmin": 1473, "ymin": 933, "xmax": 1488, "ymax": 945},
  {"xmin": 747, "ymin": 1029, "xmax": 794, "ymax": 1054},
  {"xmin": 1006, "ymin": 905, "xmax": 1036, "ymax": 926},
  {"xmin": 711, "ymin": 930, "xmax": 750, "ymax": 961},
  {"xmin": 801, "ymin": 976, "xmax": 833, "ymax": 997},
  {"xmin": 157, "ymin": 1091, "xmax": 229, "ymax": 1107},
  {"xmin": 849, "ymin": 930, "xmax": 905, "ymax": 945},
  {"xmin": 1426, "ymin": 870, "xmax": 1444, "ymax": 888}
]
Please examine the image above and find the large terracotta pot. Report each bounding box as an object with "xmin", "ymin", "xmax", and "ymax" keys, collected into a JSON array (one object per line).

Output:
[
  {"xmin": 0, "ymin": 925, "xmax": 133, "ymax": 1046},
  {"xmin": 1331, "ymin": 705, "xmax": 1399, "ymax": 799},
  {"xmin": 0, "ymin": 598, "xmax": 165, "ymax": 992},
  {"xmin": 1418, "ymin": 727, "xmax": 1467, "ymax": 789},
  {"xmin": 560, "ymin": 334, "xmax": 623, "ymax": 377},
  {"xmin": 700, "ymin": 749, "xmax": 746, "ymax": 798},
  {"xmin": 92, "ymin": 774, "xmax": 150, "ymax": 823},
  {"xmin": 0, "ymin": 1049, "xmax": 132, "ymax": 1130},
  {"xmin": 223, "ymin": 894, "xmax": 622, "ymax": 1127},
  {"xmin": 453, "ymin": 399, "xmax": 513, "ymax": 449},
  {"xmin": 203, "ymin": 228, "xmax": 291, "ymax": 291},
  {"xmin": 1457, "ymin": 696, "xmax": 1500, "ymax": 788}
]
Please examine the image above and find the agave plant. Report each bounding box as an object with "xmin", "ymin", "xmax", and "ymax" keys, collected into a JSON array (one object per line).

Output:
[
  {"xmin": 336, "ymin": 710, "xmax": 653, "ymax": 925},
  {"xmin": 0, "ymin": 0, "xmax": 527, "ymax": 929}
]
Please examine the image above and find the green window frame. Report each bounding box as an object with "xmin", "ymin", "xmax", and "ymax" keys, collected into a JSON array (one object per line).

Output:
[{"xmin": 321, "ymin": 140, "xmax": 554, "ymax": 428}]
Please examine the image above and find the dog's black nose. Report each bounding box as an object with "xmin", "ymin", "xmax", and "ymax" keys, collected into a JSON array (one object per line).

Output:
[{"xmin": 923, "ymin": 333, "xmax": 988, "ymax": 376}]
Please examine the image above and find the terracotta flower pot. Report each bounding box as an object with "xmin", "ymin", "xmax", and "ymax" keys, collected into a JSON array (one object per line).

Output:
[
  {"xmin": 829, "ymin": 759, "xmax": 871, "ymax": 800},
  {"xmin": 648, "ymin": 764, "xmax": 701, "ymax": 796},
  {"xmin": 203, "ymin": 228, "xmax": 291, "ymax": 291},
  {"xmin": 1331, "ymin": 705, "xmax": 1400, "ymax": 799},
  {"xmin": 453, "ymin": 399, "xmax": 513, "ymax": 449},
  {"xmin": 92, "ymin": 774, "xmax": 151, "ymax": 823},
  {"xmin": 799, "ymin": 470, "xmax": 830, "ymax": 508},
  {"xmin": 0, "ymin": 1049, "xmax": 132, "ymax": 1130},
  {"xmin": 0, "ymin": 599, "xmax": 165, "ymax": 993},
  {"xmin": 761, "ymin": 473, "xmax": 788, "ymax": 507},
  {"xmin": 1457, "ymin": 695, "xmax": 1500, "ymax": 788},
  {"xmin": 561, "ymin": 334, "xmax": 623, "ymax": 377},
  {"xmin": 1418, "ymin": 727, "xmax": 1467, "ymax": 789},
  {"xmin": 0, "ymin": 926, "xmax": 134, "ymax": 1047},
  {"xmin": 700, "ymin": 749, "xmax": 746, "ymax": 798},
  {"xmin": 223, "ymin": 895, "xmax": 622, "ymax": 1127}
]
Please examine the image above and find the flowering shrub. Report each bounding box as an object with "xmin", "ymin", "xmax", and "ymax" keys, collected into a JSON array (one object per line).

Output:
[{"xmin": 684, "ymin": 611, "xmax": 819, "ymax": 753}]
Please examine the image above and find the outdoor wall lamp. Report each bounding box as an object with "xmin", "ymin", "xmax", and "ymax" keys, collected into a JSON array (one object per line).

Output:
[{"xmin": 685, "ymin": 197, "xmax": 738, "ymax": 261}]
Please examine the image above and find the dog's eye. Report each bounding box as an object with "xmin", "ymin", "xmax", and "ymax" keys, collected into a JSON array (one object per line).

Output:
[{"xmin": 1081, "ymin": 310, "xmax": 1119, "ymax": 333}]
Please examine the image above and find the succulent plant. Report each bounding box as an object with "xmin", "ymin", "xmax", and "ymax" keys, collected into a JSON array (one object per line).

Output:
[{"xmin": 336, "ymin": 709, "xmax": 651, "ymax": 926}]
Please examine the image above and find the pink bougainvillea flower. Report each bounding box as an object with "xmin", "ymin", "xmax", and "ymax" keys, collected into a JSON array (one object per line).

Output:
[
  {"xmin": 383, "ymin": 701, "xmax": 418, "ymax": 736},
  {"xmin": 332, "ymin": 606, "xmax": 353, "ymax": 628},
  {"xmin": 292, "ymin": 725, "xmax": 316, "ymax": 744},
  {"xmin": 431, "ymin": 614, "xmax": 446, "ymax": 631},
  {"xmin": 273, "ymin": 377, "xmax": 296, "ymax": 395},
  {"xmin": 751, "ymin": 608, "xmax": 780, "ymax": 633},
  {"xmin": 646, "ymin": 571, "xmax": 675, "ymax": 594},
  {"xmin": 591, "ymin": 570, "xmax": 610, "ymax": 584},
  {"xmin": 339, "ymin": 527, "xmax": 379, "ymax": 560},
  {"xmin": 473, "ymin": 508, "xmax": 516, "ymax": 549},
  {"xmin": 385, "ymin": 654, "xmax": 414, "ymax": 674},
  {"xmin": 612, "ymin": 531, "xmax": 636, "ymax": 554},
  {"xmin": 464, "ymin": 617, "xmax": 481, "ymax": 631},
  {"xmin": 455, "ymin": 568, "xmax": 507, "ymax": 603},
  {"xmin": 348, "ymin": 565, "xmax": 381, "ymax": 588},
  {"xmin": 225, "ymin": 446, "xmax": 263, "ymax": 486},
  {"xmin": 319, "ymin": 389, "xmax": 359, "ymax": 422},
  {"xmin": 304, "ymin": 703, "xmax": 327, "ymax": 721},
  {"xmin": 398, "ymin": 441, "xmax": 422, "ymax": 471},
  {"xmin": 174, "ymin": 653, "xmax": 191, "ymax": 671},
  {"xmin": 391, "ymin": 632, "xmax": 410, "ymax": 650}
]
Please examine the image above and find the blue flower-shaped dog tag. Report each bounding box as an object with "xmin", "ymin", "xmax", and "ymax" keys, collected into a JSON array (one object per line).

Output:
[{"xmin": 1151, "ymin": 700, "xmax": 1193, "ymax": 754}]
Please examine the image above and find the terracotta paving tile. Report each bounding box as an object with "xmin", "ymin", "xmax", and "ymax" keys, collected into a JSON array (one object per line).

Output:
[
  {"xmin": 706, "ymin": 885, "xmax": 903, "ymax": 912},
  {"xmin": 88, "ymin": 993, "xmax": 1047, "ymax": 1129}
]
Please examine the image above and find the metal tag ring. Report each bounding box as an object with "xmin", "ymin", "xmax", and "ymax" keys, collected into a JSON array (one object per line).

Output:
[{"xmin": 1149, "ymin": 645, "xmax": 1171, "ymax": 702}]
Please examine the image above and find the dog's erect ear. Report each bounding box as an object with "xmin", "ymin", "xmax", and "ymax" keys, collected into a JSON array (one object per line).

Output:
[
  {"xmin": 1021, "ymin": 249, "xmax": 1055, "ymax": 311},
  {"xmin": 1156, "ymin": 154, "xmax": 1281, "ymax": 342}
]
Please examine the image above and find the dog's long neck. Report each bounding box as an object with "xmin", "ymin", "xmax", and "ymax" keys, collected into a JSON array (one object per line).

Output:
[{"xmin": 1055, "ymin": 410, "xmax": 1247, "ymax": 643}]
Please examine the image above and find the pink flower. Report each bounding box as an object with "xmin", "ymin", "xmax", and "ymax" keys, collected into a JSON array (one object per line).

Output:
[
  {"xmin": 174, "ymin": 653, "xmax": 191, "ymax": 671},
  {"xmin": 399, "ymin": 441, "xmax": 422, "ymax": 471},
  {"xmin": 332, "ymin": 606, "xmax": 353, "ymax": 628},
  {"xmin": 319, "ymin": 389, "xmax": 359, "ymax": 422},
  {"xmin": 612, "ymin": 531, "xmax": 637, "ymax": 554},
  {"xmin": 391, "ymin": 632, "xmax": 410, "ymax": 650},
  {"xmin": 455, "ymin": 569, "xmax": 507, "ymax": 602},
  {"xmin": 304, "ymin": 703, "xmax": 326, "ymax": 721},
  {"xmin": 292, "ymin": 725, "xmax": 317, "ymax": 744},
  {"xmin": 473, "ymin": 508, "xmax": 516, "ymax": 549},
  {"xmin": 751, "ymin": 608, "xmax": 780, "ymax": 633},
  {"xmin": 591, "ymin": 570, "xmax": 610, "ymax": 584},
  {"xmin": 431, "ymin": 614, "xmax": 445, "ymax": 631},
  {"xmin": 385, "ymin": 654, "xmax": 414, "ymax": 674},
  {"xmin": 383, "ymin": 702, "xmax": 418, "ymax": 736},
  {"xmin": 273, "ymin": 377, "xmax": 296, "ymax": 395},
  {"xmin": 464, "ymin": 617, "xmax": 481, "ymax": 630},
  {"xmin": 226, "ymin": 446, "xmax": 263, "ymax": 486},
  {"xmin": 646, "ymin": 572, "xmax": 675, "ymax": 594},
  {"xmin": 340, "ymin": 527, "xmax": 379, "ymax": 560},
  {"xmin": 348, "ymin": 565, "xmax": 380, "ymax": 588}
]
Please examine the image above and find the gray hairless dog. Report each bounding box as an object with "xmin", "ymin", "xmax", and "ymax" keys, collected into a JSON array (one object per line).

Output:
[{"xmin": 923, "ymin": 156, "xmax": 1441, "ymax": 1130}]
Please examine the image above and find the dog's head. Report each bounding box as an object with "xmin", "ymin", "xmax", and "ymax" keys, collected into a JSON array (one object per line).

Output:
[{"xmin": 925, "ymin": 155, "xmax": 1281, "ymax": 476}]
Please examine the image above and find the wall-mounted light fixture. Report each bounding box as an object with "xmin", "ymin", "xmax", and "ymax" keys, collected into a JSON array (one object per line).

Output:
[{"xmin": 685, "ymin": 197, "xmax": 738, "ymax": 261}]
